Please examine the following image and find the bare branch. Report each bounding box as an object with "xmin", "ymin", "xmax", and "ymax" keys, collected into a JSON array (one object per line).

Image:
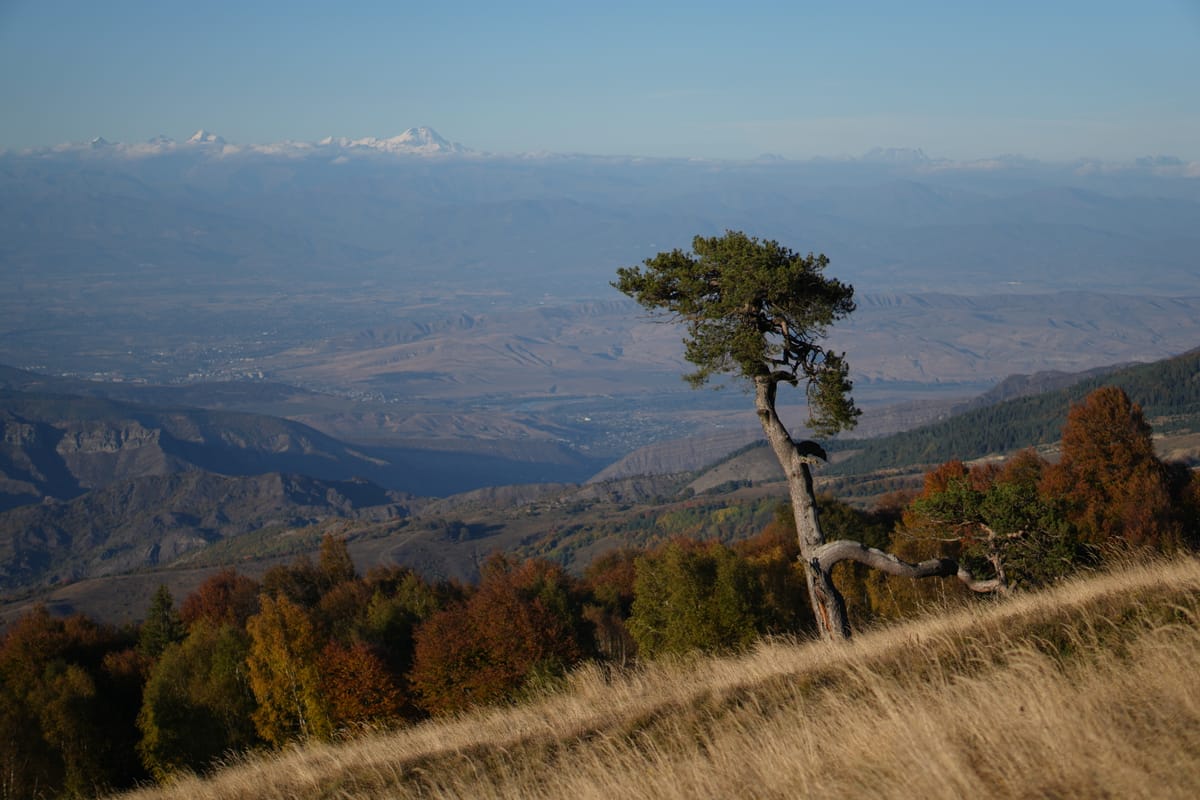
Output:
[{"xmin": 812, "ymin": 540, "xmax": 1004, "ymax": 594}]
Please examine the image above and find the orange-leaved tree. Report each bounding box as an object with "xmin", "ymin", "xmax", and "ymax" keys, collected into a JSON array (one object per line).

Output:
[
  {"xmin": 409, "ymin": 556, "xmax": 590, "ymax": 714},
  {"xmin": 318, "ymin": 641, "xmax": 403, "ymax": 730},
  {"xmin": 180, "ymin": 569, "xmax": 261, "ymax": 630},
  {"xmin": 1040, "ymin": 386, "xmax": 1180, "ymax": 551},
  {"xmin": 0, "ymin": 608, "xmax": 144, "ymax": 797}
]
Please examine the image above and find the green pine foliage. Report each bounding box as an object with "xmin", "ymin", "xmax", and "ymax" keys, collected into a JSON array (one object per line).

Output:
[
  {"xmin": 615, "ymin": 230, "xmax": 860, "ymax": 436},
  {"xmin": 137, "ymin": 584, "xmax": 184, "ymax": 659},
  {"xmin": 910, "ymin": 463, "xmax": 1081, "ymax": 589}
]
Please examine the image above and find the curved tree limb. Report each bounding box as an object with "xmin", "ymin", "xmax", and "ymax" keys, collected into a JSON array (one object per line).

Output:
[{"xmin": 812, "ymin": 540, "xmax": 1005, "ymax": 594}]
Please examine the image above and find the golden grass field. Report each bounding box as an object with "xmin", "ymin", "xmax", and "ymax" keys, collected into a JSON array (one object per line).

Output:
[{"xmin": 118, "ymin": 557, "xmax": 1200, "ymax": 800}]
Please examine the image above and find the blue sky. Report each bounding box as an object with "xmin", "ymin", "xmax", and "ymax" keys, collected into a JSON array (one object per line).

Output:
[{"xmin": 2, "ymin": 0, "xmax": 1198, "ymax": 161}]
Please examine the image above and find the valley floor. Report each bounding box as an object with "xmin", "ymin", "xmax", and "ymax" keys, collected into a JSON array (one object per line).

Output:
[{"xmin": 118, "ymin": 556, "xmax": 1200, "ymax": 800}]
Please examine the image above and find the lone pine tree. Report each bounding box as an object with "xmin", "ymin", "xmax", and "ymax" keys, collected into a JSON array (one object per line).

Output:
[{"xmin": 615, "ymin": 231, "xmax": 1001, "ymax": 640}]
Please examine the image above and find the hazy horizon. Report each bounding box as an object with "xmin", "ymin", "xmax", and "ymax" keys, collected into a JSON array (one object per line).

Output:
[
  {"xmin": 8, "ymin": 126, "xmax": 1200, "ymax": 170},
  {"xmin": 3, "ymin": 1, "xmax": 1199, "ymax": 162}
]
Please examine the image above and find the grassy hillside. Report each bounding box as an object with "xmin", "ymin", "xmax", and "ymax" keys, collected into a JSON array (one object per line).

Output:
[{"xmin": 118, "ymin": 557, "xmax": 1200, "ymax": 800}]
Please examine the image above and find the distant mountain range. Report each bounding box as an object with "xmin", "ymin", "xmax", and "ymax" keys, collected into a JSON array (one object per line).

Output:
[
  {"xmin": 37, "ymin": 126, "xmax": 472, "ymax": 159},
  {"xmin": 15, "ymin": 129, "xmax": 1199, "ymax": 178},
  {"xmin": 3, "ymin": 126, "xmax": 1198, "ymax": 444},
  {"xmin": 4, "ymin": 128, "xmax": 1197, "ymax": 305},
  {"xmin": 0, "ymin": 387, "xmax": 389, "ymax": 510}
]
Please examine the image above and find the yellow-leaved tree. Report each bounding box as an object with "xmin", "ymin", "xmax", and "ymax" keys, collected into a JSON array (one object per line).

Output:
[{"xmin": 245, "ymin": 594, "xmax": 331, "ymax": 746}]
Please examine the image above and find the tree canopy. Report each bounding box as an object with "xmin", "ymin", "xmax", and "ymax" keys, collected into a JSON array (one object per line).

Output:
[
  {"xmin": 616, "ymin": 231, "xmax": 1010, "ymax": 640},
  {"xmin": 614, "ymin": 230, "xmax": 859, "ymax": 436},
  {"xmin": 1041, "ymin": 386, "xmax": 1181, "ymax": 550}
]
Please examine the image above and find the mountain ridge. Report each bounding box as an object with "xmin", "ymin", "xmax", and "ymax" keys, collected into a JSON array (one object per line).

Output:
[
  {"xmin": 0, "ymin": 470, "xmax": 410, "ymax": 591},
  {"xmin": 0, "ymin": 382, "xmax": 606, "ymax": 511},
  {"xmin": 22, "ymin": 126, "xmax": 472, "ymax": 160}
]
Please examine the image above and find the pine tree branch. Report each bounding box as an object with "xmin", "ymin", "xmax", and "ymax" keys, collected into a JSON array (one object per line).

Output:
[{"xmin": 812, "ymin": 540, "xmax": 1005, "ymax": 593}]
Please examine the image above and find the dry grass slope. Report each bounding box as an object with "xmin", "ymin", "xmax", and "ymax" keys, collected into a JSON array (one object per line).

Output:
[{"xmin": 118, "ymin": 558, "xmax": 1200, "ymax": 800}]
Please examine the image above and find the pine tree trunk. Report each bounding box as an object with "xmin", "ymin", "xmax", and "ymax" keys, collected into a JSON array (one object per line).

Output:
[{"xmin": 754, "ymin": 377, "xmax": 851, "ymax": 641}]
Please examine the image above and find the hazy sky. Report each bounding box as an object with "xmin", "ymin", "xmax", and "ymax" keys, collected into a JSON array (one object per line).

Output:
[{"xmin": 2, "ymin": 0, "xmax": 1198, "ymax": 161}]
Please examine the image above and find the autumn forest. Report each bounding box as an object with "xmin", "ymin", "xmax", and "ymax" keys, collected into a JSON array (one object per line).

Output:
[{"xmin": 2, "ymin": 385, "xmax": 1198, "ymax": 798}]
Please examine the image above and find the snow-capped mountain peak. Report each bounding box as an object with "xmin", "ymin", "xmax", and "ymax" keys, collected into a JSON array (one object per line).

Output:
[
  {"xmin": 187, "ymin": 129, "xmax": 226, "ymax": 145},
  {"xmin": 22, "ymin": 127, "xmax": 477, "ymax": 160},
  {"xmin": 861, "ymin": 146, "xmax": 931, "ymax": 165},
  {"xmin": 390, "ymin": 126, "xmax": 452, "ymax": 150},
  {"xmin": 317, "ymin": 127, "xmax": 467, "ymax": 156}
]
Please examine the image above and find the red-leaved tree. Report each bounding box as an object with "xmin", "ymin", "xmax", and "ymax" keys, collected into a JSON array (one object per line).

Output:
[{"xmin": 409, "ymin": 556, "xmax": 589, "ymax": 714}]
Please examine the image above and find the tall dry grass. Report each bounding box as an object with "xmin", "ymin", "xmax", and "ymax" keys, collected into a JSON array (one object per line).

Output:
[{"xmin": 117, "ymin": 557, "xmax": 1200, "ymax": 800}]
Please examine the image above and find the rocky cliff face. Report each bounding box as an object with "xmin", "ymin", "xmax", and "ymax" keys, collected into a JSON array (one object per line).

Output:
[
  {"xmin": 55, "ymin": 419, "xmax": 181, "ymax": 489},
  {"xmin": 1, "ymin": 413, "xmax": 82, "ymax": 509},
  {"xmin": 56, "ymin": 419, "xmax": 161, "ymax": 453}
]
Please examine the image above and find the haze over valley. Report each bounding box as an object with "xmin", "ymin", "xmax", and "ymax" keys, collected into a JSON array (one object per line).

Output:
[{"xmin": 3, "ymin": 132, "xmax": 1199, "ymax": 472}]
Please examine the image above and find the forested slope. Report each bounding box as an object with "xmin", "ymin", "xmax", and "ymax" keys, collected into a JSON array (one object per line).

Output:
[{"xmin": 829, "ymin": 346, "xmax": 1200, "ymax": 474}]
